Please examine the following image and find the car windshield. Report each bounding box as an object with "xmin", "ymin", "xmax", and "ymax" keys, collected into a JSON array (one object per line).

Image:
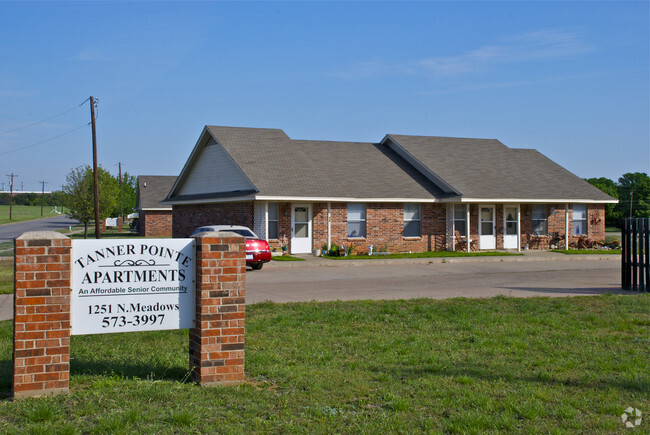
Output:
[{"xmin": 218, "ymin": 229, "xmax": 256, "ymax": 238}]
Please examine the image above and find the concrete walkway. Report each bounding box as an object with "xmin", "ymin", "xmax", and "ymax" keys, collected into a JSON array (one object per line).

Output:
[{"xmin": 0, "ymin": 250, "xmax": 624, "ymax": 321}]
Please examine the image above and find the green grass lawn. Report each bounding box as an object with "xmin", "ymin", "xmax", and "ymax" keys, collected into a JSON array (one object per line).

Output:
[
  {"xmin": 0, "ymin": 295, "xmax": 647, "ymax": 433},
  {"xmin": 0, "ymin": 260, "xmax": 11, "ymax": 294},
  {"xmin": 271, "ymin": 255, "xmax": 305, "ymax": 261},
  {"xmin": 0, "ymin": 205, "xmax": 67, "ymax": 225}
]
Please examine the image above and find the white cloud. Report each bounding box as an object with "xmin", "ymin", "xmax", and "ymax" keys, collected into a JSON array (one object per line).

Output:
[{"xmin": 333, "ymin": 29, "xmax": 594, "ymax": 80}]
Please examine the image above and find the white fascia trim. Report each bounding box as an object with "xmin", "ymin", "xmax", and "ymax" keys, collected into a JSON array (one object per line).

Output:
[
  {"xmin": 450, "ymin": 198, "xmax": 618, "ymax": 204},
  {"xmin": 255, "ymin": 196, "xmax": 440, "ymax": 203},
  {"xmin": 165, "ymin": 195, "xmax": 257, "ymax": 205},
  {"xmin": 142, "ymin": 208, "xmax": 173, "ymax": 211}
]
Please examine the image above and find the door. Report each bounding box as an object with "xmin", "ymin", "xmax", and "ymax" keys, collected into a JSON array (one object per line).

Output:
[
  {"xmin": 479, "ymin": 205, "xmax": 496, "ymax": 250},
  {"xmin": 503, "ymin": 205, "xmax": 518, "ymax": 249},
  {"xmin": 291, "ymin": 204, "xmax": 312, "ymax": 254}
]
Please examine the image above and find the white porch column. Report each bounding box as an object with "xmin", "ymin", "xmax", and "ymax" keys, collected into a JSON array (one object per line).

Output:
[
  {"xmin": 565, "ymin": 203, "xmax": 569, "ymax": 250},
  {"xmin": 466, "ymin": 204, "xmax": 471, "ymax": 253},
  {"xmin": 264, "ymin": 202, "xmax": 269, "ymax": 242},
  {"xmin": 517, "ymin": 204, "xmax": 521, "ymax": 252},
  {"xmin": 327, "ymin": 202, "xmax": 331, "ymax": 250}
]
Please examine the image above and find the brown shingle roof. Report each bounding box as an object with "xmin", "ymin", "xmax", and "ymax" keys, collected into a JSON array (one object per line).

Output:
[
  {"xmin": 385, "ymin": 134, "xmax": 614, "ymax": 201},
  {"xmin": 138, "ymin": 176, "xmax": 177, "ymax": 209}
]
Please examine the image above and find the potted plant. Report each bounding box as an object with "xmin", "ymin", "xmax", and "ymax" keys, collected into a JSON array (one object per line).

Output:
[{"xmin": 281, "ymin": 235, "xmax": 289, "ymax": 255}]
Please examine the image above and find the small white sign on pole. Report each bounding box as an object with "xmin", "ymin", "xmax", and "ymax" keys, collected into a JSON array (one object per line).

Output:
[{"xmin": 71, "ymin": 239, "xmax": 195, "ymax": 335}]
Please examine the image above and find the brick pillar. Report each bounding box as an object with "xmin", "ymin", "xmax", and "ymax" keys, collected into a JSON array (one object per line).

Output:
[
  {"xmin": 190, "ymin": 232, "xmax": 246, "ymax": 386},
  {"xmin": 118, "ymin": 217, "xmax": 123, "ymax": 233},
  {"xmin": 13, "ymin": 232, "xmax": 71, "ymax": 398}
]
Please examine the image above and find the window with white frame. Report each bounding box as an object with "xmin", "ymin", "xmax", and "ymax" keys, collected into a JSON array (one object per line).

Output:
[
  {"xmin": 532, "ymin": 205, "xmax": 547, "ymax": 236},
  {"xmin": 453, "ymin": 204, "xmax": 467, "ymax": 237},
  {"xmin": 572, "ymin": 204, "xmax": 587, "ymax": 235},
  {"xmin": 347, "ymin": 203, "xmax": 366, "ymax": 238},
  {"xmin": 267, "ymin": 203, "xmax": 279, "ymax": 239},
  {"xmin": 404, "ymin": 203, "xmax": 421, "ymax": 237}
]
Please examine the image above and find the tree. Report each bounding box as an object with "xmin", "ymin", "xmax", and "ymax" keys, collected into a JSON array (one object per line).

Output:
[
  {"xmin": 617, "ymin": 172, "xmax": 650, "ymax": 219},
  {"xmin": 114, "ymin": 172, "xmax": 137, "ymax": 219},
  {"xmin": 63, "ymin": 165, "xmax": 119, "ymax": 238}
]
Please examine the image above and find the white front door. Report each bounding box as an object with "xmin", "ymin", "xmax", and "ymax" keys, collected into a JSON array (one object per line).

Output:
[
  {"xmin": 479, "ymin": 205, "xmax": 496, "ymax": 250},
  {"xmin": 503, "ymin": 205, "xmax": 518, "ymax": 249},
  {"xmin": 291, "ymin": 204, "xmax": 312, "ymax": 254}
]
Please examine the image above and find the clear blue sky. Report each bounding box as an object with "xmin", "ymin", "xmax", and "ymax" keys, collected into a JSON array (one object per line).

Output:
[{"xmin": 1, "ymin": 1, "xmax": 648, "ymax": 192}]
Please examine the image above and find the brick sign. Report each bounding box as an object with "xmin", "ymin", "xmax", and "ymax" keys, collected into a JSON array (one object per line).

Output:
[{"xmin": 71, "ymin": 239, "xmax": 195, "ymax": 335}]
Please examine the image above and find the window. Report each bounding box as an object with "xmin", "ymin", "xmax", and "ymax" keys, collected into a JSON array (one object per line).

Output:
[
  {"xmin": 572, "ymin": 204, "xmax": 587, "ymax": 235},
  {"xmin": 267, "ymin": 203, "xmax": 279, "ymax": 239},
  {"xmin": 347, "ymin": 203, "xmax": 366, "ymax": 238},
  {"xmin": 532, "ymin": 205, "xmax": 547, "ymax": 235},
  {"xmin": 404, "ymin": 203, "xmax": 421, "ymax": 237},
  {"xmin": 504, "ymin": 206, "xmax": 518, "ymax": 235},
  {"xmin": 453, "ymin": 204, "xmax": 467, "ymax": 237}
]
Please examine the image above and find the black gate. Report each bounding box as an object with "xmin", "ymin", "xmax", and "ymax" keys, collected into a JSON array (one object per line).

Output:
[{"xmin": 622, "ymin": 218, "xmax": 650, "ymax": 291}]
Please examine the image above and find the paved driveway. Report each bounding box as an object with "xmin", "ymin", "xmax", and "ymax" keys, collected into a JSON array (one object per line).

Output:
[
  {"xmin": 246, "ymin": 256, "xmax": 623, "ymax": 303},
  {"xmin": 0, "ymin": 215, "xmax": 79, "ymax": 242},
  {"xmin": 0, "ymin": 254, "xmax": 625, "ymax": 320}
]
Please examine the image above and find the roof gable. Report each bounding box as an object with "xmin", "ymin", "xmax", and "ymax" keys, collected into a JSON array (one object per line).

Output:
[{"xmin": 384, "ymin": 135, "xmax": 615, "ymax": 202}]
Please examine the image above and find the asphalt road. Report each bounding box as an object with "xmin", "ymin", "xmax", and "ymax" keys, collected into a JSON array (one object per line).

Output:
[
  {"xmin": 0, "ymin": 215, "xmax": 79, "ymax": 242},
  {"xmin": 0, "ymin": 252, "xmax": 624, "ymax": 321},
  {"xmin": 246, "ymin": 256, "xmax": 623, "ymax": 303}
]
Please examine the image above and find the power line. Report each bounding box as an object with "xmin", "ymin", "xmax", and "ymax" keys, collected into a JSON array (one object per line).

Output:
[
  {"xmin": 0, "ymin": 99, "xmax": 89, "ymax": 135},
  {"xmin": 0, "ymin": 122, "xmax": 90, "ymax": 155}
]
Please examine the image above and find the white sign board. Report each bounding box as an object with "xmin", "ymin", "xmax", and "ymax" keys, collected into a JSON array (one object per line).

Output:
[
  {"xmin": 105, "ymin": 218, "xmax": 118, "ymax": 227},
  {"xmin": 71, "ymin": 239, "xmax": 195, "ymax": 335}
]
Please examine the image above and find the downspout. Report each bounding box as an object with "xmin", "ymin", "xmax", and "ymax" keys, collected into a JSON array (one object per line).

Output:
[
  {"xmin": 565, "ymin": 203, "xmax": 569, "ymax": 250},
  {"xmin": 467, "ymin": 204, "xmax": 471, "ymax": 253},
  {"xmin": 517, "ymin": 204, "xmax": 521, "ymax": 252},
  {"xmin": 327, "ymin": 202, "xmax": 331, "ymax": 250},
  {"xmin": 264, "ymin": 202, "xmax": 269, "ymax": 242}
]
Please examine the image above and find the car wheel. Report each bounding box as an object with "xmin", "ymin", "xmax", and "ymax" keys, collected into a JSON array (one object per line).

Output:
[{"xmin": 251, "ymin": 263, "xmax": 264, "ymax": 270}]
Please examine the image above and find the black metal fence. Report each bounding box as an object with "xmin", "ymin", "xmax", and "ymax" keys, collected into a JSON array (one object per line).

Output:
[{"xmin": 622, "ymin": 218, "xmax": 649, "ymax": 291}]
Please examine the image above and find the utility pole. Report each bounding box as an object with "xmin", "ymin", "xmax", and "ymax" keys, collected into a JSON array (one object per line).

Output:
[
  {"xmin": 118, "ymin": 161, "xmax": 123, "ymax": 224},
  {"xmin": 61, "ymin": 184, "xmax": 65, "ymax": 214},
  {"xmin": 90, "ymin": 96, "xmax": 101, "ymax": 239},
  {"xmin": 40, "ymin": 181, "xmax": 48, "ymax": 216},
  {"xmin": 6, "ymin": 173, "xmax": 17, "ymax": 220}
]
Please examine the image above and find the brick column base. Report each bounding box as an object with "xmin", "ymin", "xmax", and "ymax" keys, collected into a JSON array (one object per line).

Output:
[
  {"xmin": 13, "ymin": 232, "xmax": 71, "ymax": 398},
  {"xmin": 190, "ymin": 232, "xmax": 246, "ymax": 386}
]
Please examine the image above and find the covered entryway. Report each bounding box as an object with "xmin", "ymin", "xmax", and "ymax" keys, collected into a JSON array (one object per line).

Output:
[
  {"xmin": 479, "ymin": 205, "xmax": 496, "ymax": 250},
  {"xmin": 503, "ymin": 205, "xmax": 519, "ymax": 249},
  {"xmin": 291, "ymin": 204, "xmax": 312, "ymax": 254}
]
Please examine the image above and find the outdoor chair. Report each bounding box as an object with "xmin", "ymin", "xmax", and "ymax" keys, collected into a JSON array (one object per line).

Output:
[{"xmin": 454, "ymin": 230, "xmax": 476, "ymax": 252}]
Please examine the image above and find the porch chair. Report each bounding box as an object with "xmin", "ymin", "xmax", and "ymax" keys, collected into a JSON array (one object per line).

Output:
[{"xmin": 454, "ymin": 230, "xmax": 477, "ymax": 252}]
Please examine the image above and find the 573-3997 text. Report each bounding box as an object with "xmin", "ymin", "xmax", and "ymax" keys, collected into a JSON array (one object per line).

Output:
[{"xmin": 102, "ymin": 314, "xmax": 165, "ymax": 328}]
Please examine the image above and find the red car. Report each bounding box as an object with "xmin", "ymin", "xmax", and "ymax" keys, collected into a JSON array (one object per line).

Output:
[{"xmin": 190, "ymin": 225, "xmax": 272, "ymax": 270}]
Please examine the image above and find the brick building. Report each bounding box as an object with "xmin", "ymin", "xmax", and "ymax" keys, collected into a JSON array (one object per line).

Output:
[
  {"xmin": 165, "ymin": 126, "xmax": 616, "ymax": 254},
  {"xmin": 136, "ymin": 175, "xmax": 176, "ymax": 237}
]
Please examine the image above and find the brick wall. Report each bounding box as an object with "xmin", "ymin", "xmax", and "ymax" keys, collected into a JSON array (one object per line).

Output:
[
  {"xmin": 172, "ymin": 202, "xmax": 254, "ymax": 238},
  {"xmin": 13, "ymin": 231, "xmax": 247, "ymax": 397},
  {"xmin": 13, "ymin": 232, "xmax": 71, "ymax": 398},
  {"xmin": 312, "ymin": 202, "xmax": 447, "ymax": 254},
  {"xmin": 519, "ymin": 203, "xmax": 607, "ymax": 249},
  {"xmin": 140, "ymin": 210, "xmax": 173, "ymax": 237},
  {"xmin": 173, "ymin": 201, "xmax": 607, "ymax": 253},
  {"xmin": 190, "ymin": 233, "xmax": 246, "ymax": 385}
]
